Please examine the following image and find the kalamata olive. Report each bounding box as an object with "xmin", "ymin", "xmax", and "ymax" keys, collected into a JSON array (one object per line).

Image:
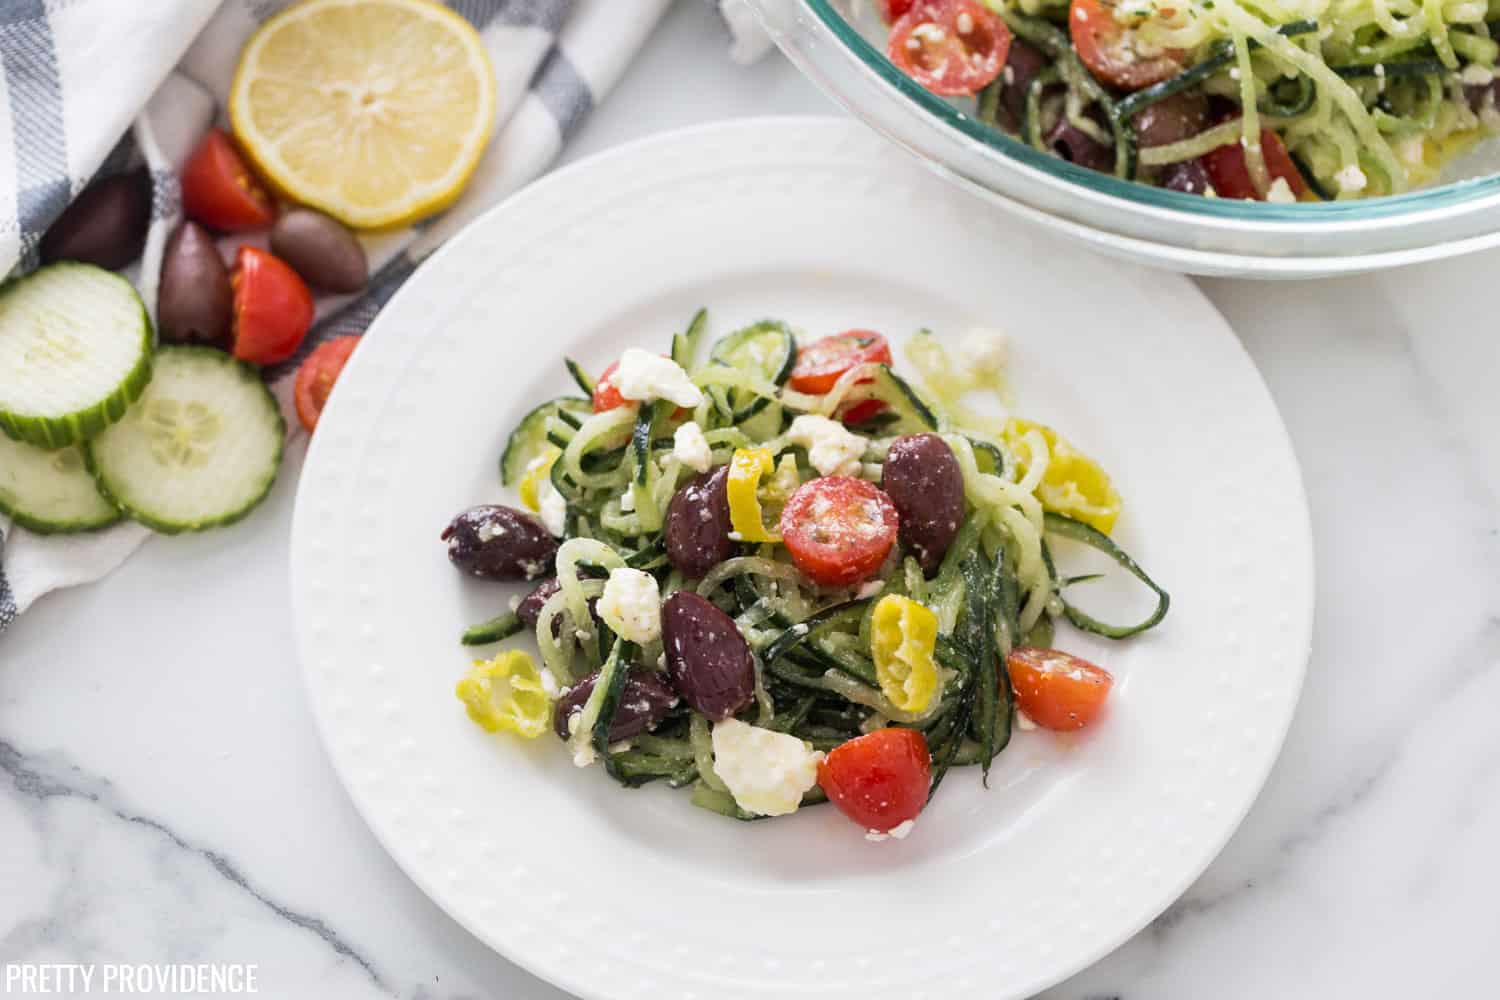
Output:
[
  {"xmin": 441, "ymin": 505, "xmax": 558, "ymax": 580},
  {"xmin": 553, "ymin": 668, "xmax": 680, "ymax": 742},
  {"xmin": 1466, "ymin": 79, "xmax": 1500, "ymax": 113},
  {"xmin": 157, "ymin": 221, "xmax": 232, "ymax": 346},
  {"xmin": 664, "ymin": 466, "xmax": 733, "ymax": 579},
  {"xmin": 40, "ymin": 168, "xmax": 151, "ymax": 270},
  {"xmin": 881, "ymin": 433, "xmax": 964, "ymax": 575},
  {"xmin": 1045, "ymin": 115, "xmax": 1115, "ymax": 173},
  {"xmin": 996, "ymin": 40, "xmax": 1048, "ymax": 132},
  {"xmin": 269, "ymin": 209, "xmax": 368, "ymax": 293},
  {"xmin": 517, "ymin": 577, "xmax": 600, "ymax": 637},
  {"xmin": 661, "ymin": 591, "xmax": 756, "ymax": 721},
  {"xmin": 1159, "ymin": 159, "xmax": 1214, "ymax": 196},
  {"xmin": 1132, "ymin": 93, "xmax": 1209, "ymax": 149}
]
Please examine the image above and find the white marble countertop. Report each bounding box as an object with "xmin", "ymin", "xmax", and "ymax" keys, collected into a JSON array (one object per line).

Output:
[{"xmin": 4, "ymin": 2, "xmax": 1498, "ymax": 997}]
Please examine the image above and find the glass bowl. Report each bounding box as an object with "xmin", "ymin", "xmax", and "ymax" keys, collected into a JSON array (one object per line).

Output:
[{"xmin": 746, "ymin": 0, "xmax": 1500, "ymax": 276}]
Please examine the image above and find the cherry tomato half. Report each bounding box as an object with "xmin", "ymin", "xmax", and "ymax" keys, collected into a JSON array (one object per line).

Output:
[
  {"xmin": 230, "ymin": 246, "xmax": 315, "ymax": 366},
  {"xmin": 1201, "ymin": 127, "xmax": 1308, "ymax": 201},
  {"xmin": 592, "ymin": 359, "xmax": 628, "ymax": 412},
  {"xmin": 181, "ymin": 129, "xmax": 276, "ymax": 232},
  {"xmin": 1006, "ymin": 646, "xmax": 1114, "ymax": 731},
  {"xmin": 779, "ymin": 476, "xmax": 899, "ymax": 587},
  {"xmin": 837, "ymin": 398, "xmax": 890, "ymax": 426},
  {"xmin": 818, "ymin": 728, "xmax": 931, "ymax": 833},
  {"xmin": 789, "ymin": 330, "xmax": 893, "ymax": 395},
  {"xmin": 881, "ymin": 0, "xmax": 918, "ymax": 20},
  {"xmin": 888, "ymin": 0, "xmax": 1011, "ymax": 97},
  {"xmin": 1069, "ymin": 0, "xmax": 1186, "ymax": 91},
  {"xmin": 294, "ymin": 335, "xmax": 360, "ymax": 432}
]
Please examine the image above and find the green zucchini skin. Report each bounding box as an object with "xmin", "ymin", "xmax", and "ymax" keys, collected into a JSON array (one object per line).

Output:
[
  {"xmin": 461, "ymin": 611, "xmax": 523, "ymax": 646},
  {"xmin": 499, "ymin": 396, "xmax": 591, "ymax": 486},
  {"xmin": 564, "ymin": 359, "xmax": 595, "ymax": 396},
  {"xmin": 0, "ymin": 263, "xmax": 154, "ymax": 450},
  {"xmin": 709, "ymin": 320, "xmax": 797, "ymax": 422},
  {"xmin": 1044, "ymin": 512, "xmax": 1171, "ymax": 638}
]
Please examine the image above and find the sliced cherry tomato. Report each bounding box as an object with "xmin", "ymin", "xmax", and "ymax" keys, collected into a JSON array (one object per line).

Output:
[
  {"xmin": 1006, "ymin": 646, "xmax": 1114, "ymax": 731},
  {"xmin": 818, "ymin": 728, "xmax": 931, "ymax": 834},
  {"xmin": 789, "ymin": 330, "xmax": 893, "ymax": 395},
  {"xmin": 293, "ymin": 335, "xmax": 360, "ymax": 432},
  {"xmin": 1069, "ymin": 0, "xmax": 1186, "ymax": 91},
  {"xmin": 881, "ymin": 0, "xmax": 918, "ymax": 20},
  {"xmin": 1200, "ymin": 127, "xmax": 1308, "ymax": 201},
  {"xmin": 838, "ymin": 398, "xmax": 890, "ymax": 426},
  {"xmin": 888, "ymin": 0, "xmax": 1011, "ymax": 97},
  {"xmin": 779, "ymin": 476, "xmax": 899, "ymax": 587},
  {"xmin": 592, "ymin": 359, "xmax": 629, "ymax": 412},
  {"xmin": 181, "ymin": 129, "xmax": 275, "ymax": 232},
  {"xmin": 230, "ymin": 246, "xmax": 314, "ymax": 366}
]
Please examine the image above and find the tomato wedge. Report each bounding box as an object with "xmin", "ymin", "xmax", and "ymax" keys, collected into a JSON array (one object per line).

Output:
[
  {"xmin": 1006, "ymin": 646, "xmax": 1114, "ymax": 731},
  {"xmin": 779, "ymin": 476, "xmax": 899, "ymax": 587},
  {"xmin": 230, "ymin": 246, "xmax": 315, "ymax": 366},
  {"xmin": 592, "ymin": 359, "xmax": 629, "ymax": 412},
  {"xmin": 1069, "ymin": 0, "xmax": 1186, "ymax": 91},
  {"xmin": 181, "ymin": 129, "xmax": 276, "ymax": 232},
  {"xmin": 1201, "ymin": 127, "xmax": 1308, "ymax": 201},
  {"xmin": 888, "ymin": 0, "xmax": 1011, "ymax": 97},
  {"xmin": 294, "ymin": 335, "xmax": 360, "ymax": 432},
  {"xmin": 881, "ymin": 0, "xmax": 918, "ymax": 20},
  {"xmin": 819, "ymin": 728, "xmax": 931, "ymax": 834},
  {"xmin": 789, "ymin": 330, "xmax": 893, "ymax": 395}
]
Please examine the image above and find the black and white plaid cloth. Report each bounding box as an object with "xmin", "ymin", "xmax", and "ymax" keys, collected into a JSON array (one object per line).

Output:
[{"xmin": 0, "ymin": 0, "xmax": 770, "ymax": 633}]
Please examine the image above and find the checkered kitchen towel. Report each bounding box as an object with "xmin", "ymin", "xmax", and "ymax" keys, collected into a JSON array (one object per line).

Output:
[{"xmin": 0, "ymin": 0, "xmax": 773, "ymax": 633}]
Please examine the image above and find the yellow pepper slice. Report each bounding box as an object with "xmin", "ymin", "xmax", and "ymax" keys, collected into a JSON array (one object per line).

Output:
[
  {"xmin": 727, "ymin": 447, "xmax": 780, "ymax": 543},
  {"xmin": 869, "ymin": 595, "xmax": 939, "ymax": 714},
  {"xmin": 455, "ymin": 650, "xmax": 553, "ymax": 739},
  {"xmin": 518, "ymin": 445, "xmax": 561, "ymax": 513},
  {"xmin": 1003, "ymin": 418, "xmax": 1122, "ymax": 535}
]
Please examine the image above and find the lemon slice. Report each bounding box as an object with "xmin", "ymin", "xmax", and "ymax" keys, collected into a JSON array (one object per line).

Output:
[{"xmin": 229, "ymin": 0, "xmax": 496, "ymax": 229}]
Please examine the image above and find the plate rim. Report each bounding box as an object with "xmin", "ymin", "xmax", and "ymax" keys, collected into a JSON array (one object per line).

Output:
[{"xmin": 290, "ymin": 115, "xmax": 1315, "ymax": 999}]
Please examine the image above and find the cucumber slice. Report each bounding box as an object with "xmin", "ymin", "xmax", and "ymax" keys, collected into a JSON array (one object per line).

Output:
[
  {"xmin": 708, "ymin": 320, "xmax": 796, "ymax": 421},
  {"xmin": 500, "ymin": 396, "xmax": 591, "ymax": 487},
  {"xmin": 0, "ymin": 435, "xmax": 121, "ymax": 534},
  {"xmin": 670, "ymin": 307, "xmax": 708, "ymax": 370},
  {"xmin": 0, "ymin": 262, "xmax": 153, "ymax": 449},
  {"xmin": 85, "ymin": 346, "xmax": 284, "ymax": 534}
]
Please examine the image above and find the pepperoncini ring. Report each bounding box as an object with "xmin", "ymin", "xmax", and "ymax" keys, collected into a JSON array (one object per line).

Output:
[
  {"xmin": 519, "ymin": 445, "xmax": 561, "ymax": 513},
  {"xmin": 727, "ymin": 447, "xmax": 780, "ymax": 543},
  {"xmin": 1003, "ymin": 418, "xmax": 1122, "ymax": 535},
  {"xmin": 455, "ymin": 650, "xmax": 553, "ymax": 739},
  {"xmin": 869, "ymin": 594, "xmax": 939, "ymax": 714}
]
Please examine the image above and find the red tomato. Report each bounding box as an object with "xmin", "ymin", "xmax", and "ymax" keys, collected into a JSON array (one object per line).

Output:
[
  {"xmin": 818, "ymin": 728, "xmax": 931, "ymax": 833},
  {"xmin": 888, "ymin": 0, "xmax": 1011, "ymax": 97},
  {"xmin": 838, "ymin": 398, "xmax": 890, "ymax": 426},
  {"xmin": 1200, "ymin": 127, "xmax": 1308, "ymax": 201},
  {"xmin": 592, "ymin": 359, "xmax": 629, "ymax": 412},
  {"xmin": 181, "ymin": 129, "xmax": 275, "ymax": 232},
  {"xmin": 1069, "ymin": 0, "xmax": 1186, "ymax": 91},
  {"xmin": 294, "ymin": 336, "xmax": 359, "ymax": 432},
  {"xmin": 789, "ymin": 330, "xmax": 893, "ymax": 395},
  {"xmin": 1006, "ymin": 646, "xmax": 1114, "ymax": 731},
  {"xmin": 880, "ymin": 0, "xmax": 918, "ymax": 20},
  {"xmin": 230, "ymin": 246, "xmax": 315, "ymax": 366},
  {"xmin": 779, "ymin": 477, "xmax": 899, "ymax": 587}
]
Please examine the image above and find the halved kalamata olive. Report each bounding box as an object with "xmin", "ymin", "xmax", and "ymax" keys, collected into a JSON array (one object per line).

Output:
[
  {"xmin": 996, "ymin": 39, "xmax": 1048, "ymax": 132},
  {"xmin": 158, "ymin": 221, "xmax": 232, "ymax": 345},
  {"xmin": 441, "ymin": 505, "xmax": 557, "ymax": 580},
  {"xmin": 1132, "ymin": 93, "xmax": 1209, "ymax": 149},
  {"xmin": 517, "ymin": 577, "xmax": 600, "ymax": 637},
  {"xmin": 40, "ymin": 168, "xmax": 152, "ymax": 270},
  {"xmin": 1159, "ymin": 159, "xmax": 1214, "ymax": 196},
  {"xmin": 881, "ymin": 433, "xmax": 964, "ymax": 575},
  {"xmin": 1046, "ymin": 115, "xmax": 1115, "ymax": 173},
  {"xmin": 269, "ymin": 209, "xmax": 368, "ymax": 293},
  {"xmin": 661, "ymin": 591, "xmax": 755, "ymax": 720},
  {"xmin": 664, "ymin": 466, "xmax": 732, "ymax": 579},
  {"xmin": 553, "ymin": 668, "xmax": 680, "ymax": 741}
]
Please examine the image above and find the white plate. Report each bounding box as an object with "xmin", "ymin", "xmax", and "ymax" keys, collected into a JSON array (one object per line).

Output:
[{"xmin": 291, "ymin": 117, "xmax": 1313, "ymax": 1000}]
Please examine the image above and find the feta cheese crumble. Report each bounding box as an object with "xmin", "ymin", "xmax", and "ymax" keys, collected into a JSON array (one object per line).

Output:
[
  {"xmin": 1334, "ymin": 164, "xmax": 1367, "ymax": 194},
  {"xmin": 787, "ymin": 414, "xmax": 865, "ymax": 479},
  {"xmin": 672, "ymin": 420, "xmax": 713, "ymax": 473},
  {"xmin": 1461, "ymin": 63, "xmax": 1494, "ymax": 86},
  {"xmin": 1264, "ymin": 177, "xmax": 1297, "ymax": 204},
  {"xmin": 597, "ymin": 567, "xmax": 661, "ymax": 644},
  {"xmin": 613, "ymin": 348, "xmax": 703, "ymax": 408},
  {"xmin": 959, "ymin": 328, "xmax": 1010, "ymax": 375},
  {"xmin": 710, "ymin": 718, "xmax": 823, "ymax": 817},
  {"xmin": 535, "ymin": 476, "xmax": 566, "ymax": 537}
]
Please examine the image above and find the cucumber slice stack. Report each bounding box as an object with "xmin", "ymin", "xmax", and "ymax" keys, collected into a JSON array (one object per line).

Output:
[
  {"xmin": 0, "ymin": 437, "xmax": 121, "ymax": 534},
  {"xmin": 0, "ymin": 263, "xmax": 152, "ymax": 449},
  {"xmin": 86, "ymin": 347, "xmax": 285, "ymax": 534}
]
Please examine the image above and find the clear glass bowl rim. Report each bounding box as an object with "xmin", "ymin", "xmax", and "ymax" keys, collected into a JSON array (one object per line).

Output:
[{"xmin": 804, "ymin": 0, "xmax": 1500, "ymax": 223}]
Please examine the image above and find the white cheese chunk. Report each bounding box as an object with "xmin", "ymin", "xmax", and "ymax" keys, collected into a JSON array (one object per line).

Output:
[
  {"xmin": 672, "ymin": 420, "xmax": 713, "ymax": 473},
  {"xmin": 1264, "ymin": 177, "xmax": 1297, "ymax": 204},
  {"xmin": 1334, "ymin": 164, "xmax": 1367, "ymax": 194},
  {"xmin": 710, "ymin": 718, "xmax": 823, "ymax": 817},
  {"xmin": 614, "ymin": 348, "xmax": 703, "ymax": 408},
  {"xmin": 535, "ymin": 476, "xmax": 566, "ymax": 537},
  {"xmin": 597, "ymin": 567, "xmax": 661, "ymax": 644},
  {"xmin": 787, "ymin": 414, "xmax": 865, "ymax": 479}
]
